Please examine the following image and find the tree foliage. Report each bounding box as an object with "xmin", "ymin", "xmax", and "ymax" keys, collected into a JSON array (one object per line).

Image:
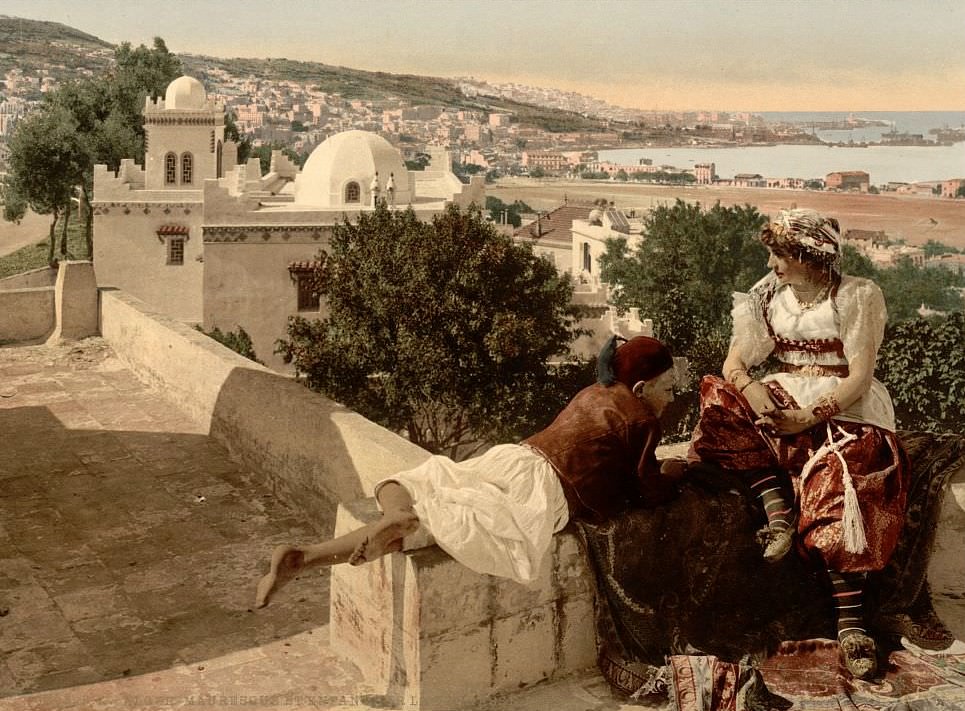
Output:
[
  {"xmin": 224, "ymin": 111, "xmax": 254, "ymax": 164},
  {"xmin": 485, "ymin": 196, "xmax": 533, "ymax": 228},
  {"xmin": 599, "ymin": 200, "xmax": 768, "ymax": 355},
  {"xmin": 250, "ymin": 143, "xmax": 306, "ymax": 174},
  {"xmin": 110, "ymin": 37, "xmax": 182, "ymax": 165},
  {"xmin": 3, "ymin": 105, "xmax": 88, "ymax": 263},
  {"xmin": 876, "ymin": 313, "xmax": 965, "ymax": 433},
  {"xmin": 597, "ymin": 200, "xmax": 768, "ymax": 437},
  {"xmin": 922, "ymin": 239, "xmax": 961, "ymax": 258},
  {"xmin": 277, "ymin": 203, "xmax": 586, "ymax": 459},
  {"xmin": 2, "ymin": 37, "xmax": 181, "ymax": 261},
  {"xmin": 197, "ymin": 325, "xmax": 261, "ymax": 364},
  {"xmin": 876, "ymin": 257, "xmax": 965, "ymax": 322}
]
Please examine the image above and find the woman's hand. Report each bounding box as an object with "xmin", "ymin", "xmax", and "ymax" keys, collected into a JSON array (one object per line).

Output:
[
  {"xmin": 755, "ymin": 408, "xmax": 816, "ymax": 436},
  {"xmin": 741, "ymin": 380, "xmax": 778, "ymax": 418}
]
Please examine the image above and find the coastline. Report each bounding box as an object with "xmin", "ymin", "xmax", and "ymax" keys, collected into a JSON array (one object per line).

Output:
[{"xmin": 489, "ymin": 178, "xmax": 965, "ymax": 249}]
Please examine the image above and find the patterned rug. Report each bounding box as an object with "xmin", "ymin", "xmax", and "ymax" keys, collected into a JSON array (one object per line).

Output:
[
  {"xmin": 663, "ymin": 642, "xmax": 965, "ymax": 711},
  {"xmin": 757, "ymin": 640, "xmax": 965, "ymax": 710}
]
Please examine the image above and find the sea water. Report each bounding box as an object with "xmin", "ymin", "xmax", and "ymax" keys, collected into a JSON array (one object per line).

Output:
[{"xmin": 599, "ymin": 112, "xmax": 965, "ymax": 185}]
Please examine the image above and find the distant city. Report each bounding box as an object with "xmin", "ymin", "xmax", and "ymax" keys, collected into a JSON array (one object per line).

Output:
[{"xmin": 1, "ymin": 20, "xmax": 964, "ymax": 197}]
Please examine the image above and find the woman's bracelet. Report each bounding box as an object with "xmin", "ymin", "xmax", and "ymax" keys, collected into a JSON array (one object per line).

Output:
[
  {"xmin": 728, "ymin": 370, "xmax": 754, "ymax": 392},
  {"xmin": 810, "ymin": 394, "xmax": 841, "ymax": 421}
]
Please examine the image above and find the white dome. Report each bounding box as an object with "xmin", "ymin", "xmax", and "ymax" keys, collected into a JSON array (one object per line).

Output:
[
  {"xmin": 164, "ymin": 76, "xmax": 206, "ymax": 110},
  {"xmin": 294, "ymin": 130, "xmax": 410, "ymax": 207}
]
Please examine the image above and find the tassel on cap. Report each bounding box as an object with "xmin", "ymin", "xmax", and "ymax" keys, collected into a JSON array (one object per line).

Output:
[{"xmin": 597, "ymin": 334, "xmax": 622, "ymax": 385}]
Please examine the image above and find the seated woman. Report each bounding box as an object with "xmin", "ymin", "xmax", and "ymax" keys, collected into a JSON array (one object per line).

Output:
[
  {"xmin": 256, "ymin": 335, "xmax": 685, "ymax": 607},
  {"xmin": 689, "ymin": 208, "xmax": 908, "ymax": 680}
]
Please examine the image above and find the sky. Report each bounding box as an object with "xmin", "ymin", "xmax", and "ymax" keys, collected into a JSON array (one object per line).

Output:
[{"xmin": 3, "ymin": 0, "xmax": 964, "ymax": 112}]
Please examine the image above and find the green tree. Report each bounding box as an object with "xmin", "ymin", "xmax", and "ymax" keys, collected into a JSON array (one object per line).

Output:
[
  {"xmin": 529, "ymin": 166, "xmax": 546, "ymax": 178},
  {"xmin": 599, "ymin": 200, "xmax": 768, "ymax": 356},
  {"xmin": 110, "ymin": 37, "xmax": 182, "ymax": 164},
  {"xmin": 451, "ymin": 161, "xmax": 485, "ymax": 184},
  {"xmin": 3, "ymin": 105, "xmax": 89, "ymax": 264},
  {"xmin": 3, "ymin": 37, "xmax": 182, "ymax": 261},
  {"xmin": 224, "ymin": 111, "xmax": 253, "ymax": 164},
  {"xmin": 404, "ymin": 152, "xmax": 431, "ymax": 171},
  {"xmin": 197, "ymin": 325, "xmax": 262, "ymax": 364},
  {"xmin": 839, "ymin": 243, "xmax": 878, "ymax": 279},
  {"xmin": 598, "ymin": 201, "xmax": 768, "ymax": 438},
  {"xmin": 922, "ymin": 239, "xmax": 960, "ymax": 258},
  {"xmin": 876, "ymin": 257, "xmax": 965, "ymax": 323},
  {"xmin": 485, "ymin": 196, "xmax": 533, "ymax": 228},
  {"xmin": 251, "ymin": 143, "xmax": 307, "ymax": 174},
  {"xmin": 957, "ymin": 185, "xmax": 965, "ymax": 199},
  {"xmin": 877, "ymin": 313, "xmax": 965, "ymax": 433},
  {"xmin": 277, "ymin": 203, "xmax": 585, "ymax": 459}
]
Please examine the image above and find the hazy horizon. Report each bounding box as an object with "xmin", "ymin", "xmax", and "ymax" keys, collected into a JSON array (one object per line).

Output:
[{"xmin": 2, "ymin": 0, "xmax": 964, "ymax": 113}]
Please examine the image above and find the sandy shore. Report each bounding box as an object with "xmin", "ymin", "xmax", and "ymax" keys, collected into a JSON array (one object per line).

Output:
[{"xmin": 489, "ymin": 179, "xmax": 965, "ymax": 249}]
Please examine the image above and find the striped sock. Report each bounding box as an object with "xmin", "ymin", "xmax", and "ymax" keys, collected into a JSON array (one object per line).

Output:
[
  {"xmin": 750, "ymin": 472, "xmax": 792, "ymax": 530},
  {"xmin": 830, "ymin": 570, "xmax": 867, "ymax": 638}
]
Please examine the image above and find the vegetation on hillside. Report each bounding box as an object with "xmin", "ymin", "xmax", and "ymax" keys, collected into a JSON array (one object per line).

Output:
[
  {"xmin": 0, "ymin": 17, "xmax": 611, "ymax": 137},
  {"xmin": 183, "ymin": 55, "xmax": 608, "ymax": 134},
  {"xmin": 0, "ymin": 16, "xmax": 112, "ymax": 77}
]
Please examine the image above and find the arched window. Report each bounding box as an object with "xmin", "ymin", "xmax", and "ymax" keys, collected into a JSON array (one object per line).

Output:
[
  {"xmin": 216, "ymin": 141, "xmax": 223, "ymax": 179},
  {"xmin": 344, "ymin": 181, "xmax": 361, "ymax": 203},
  {"xmin": 582, "ymin": 243, "xmax": 592, "ymax": 272},
  {"xmin": 181, "ymin": 153, "xmax": 194, "ymax": 185},
  {"xmin": 164, "ymin": 153, "xmax": 177, "ymax": 185}
]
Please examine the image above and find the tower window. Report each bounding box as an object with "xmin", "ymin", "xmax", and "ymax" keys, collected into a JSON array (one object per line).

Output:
[
  {"xmin": 181, "ymin": 153, "xmax": 193, "ymax": 185},
  {"xmin": 168, "ymin": 238, "xmax": 185, "ymax": 265},
  {"xmin": 582, "ymin": 243, "xmax": 592, "ymax": 272},
  {"xmin": 344, "ymin": 181, "xmax": 360, "ymax": 203},
  {"xmin": 165, "ymin": 153, "xmax": 177, "ymax": 185}
]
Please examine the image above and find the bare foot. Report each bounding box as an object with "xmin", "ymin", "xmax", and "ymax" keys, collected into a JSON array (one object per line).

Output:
[
  {"xmin": 349, "ymin": 512, "xmax": 420, "ymax": 566},
  {"xmin": 255, "ymin": 545, "xmax": 305, "ymax": 608}
]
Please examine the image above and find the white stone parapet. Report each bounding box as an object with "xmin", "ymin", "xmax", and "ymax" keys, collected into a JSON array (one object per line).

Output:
[{"xmin": 330, "ymin": 498, "xmax": 596, "ymax": 710}]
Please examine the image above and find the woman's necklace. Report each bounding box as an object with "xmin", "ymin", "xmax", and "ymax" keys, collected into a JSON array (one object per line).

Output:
[{"xmin": 790, "ymin": 282, "xmax": 830, "ymax": 310}]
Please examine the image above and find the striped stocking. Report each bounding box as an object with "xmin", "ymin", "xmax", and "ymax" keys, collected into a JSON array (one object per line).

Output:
[
  {"xmin": 829, "ymin": 570, "xmax": 868, "ymax": 639},
  {"xmin": 750, "ymin": 471, "xmax": 792, "ymax": 531}
]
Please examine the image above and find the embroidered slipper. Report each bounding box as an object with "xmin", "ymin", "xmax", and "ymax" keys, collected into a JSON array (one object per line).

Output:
[
  {"xmin": 839, "ymin": 631, "xmax": 878, "ymax": 680},
  {"xmin": 756, "ymin": 524, "xmax": 794, "ymax": 563},
  {"xmin": 874, "ymin": 608, "xmax": 957, "ymax": 651}
]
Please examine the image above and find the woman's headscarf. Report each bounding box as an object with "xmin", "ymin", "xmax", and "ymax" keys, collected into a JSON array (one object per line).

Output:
[{"xmin": 760, "ymin": 208, "xmax": 842, "ymax": 274}]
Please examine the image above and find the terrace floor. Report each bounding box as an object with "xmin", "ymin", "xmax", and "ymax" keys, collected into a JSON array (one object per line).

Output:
[{"xmin": 0, "ymin": 339, "xmax": 646, "ymax": 711}]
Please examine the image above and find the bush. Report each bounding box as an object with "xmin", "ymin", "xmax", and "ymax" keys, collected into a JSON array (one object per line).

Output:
[
  {"xmin": 876, "ymin": 312, "xmax": 965, "ymax": 433},
  {"xmin": 197, "ymin": 325, "xmax": 261, "ymax": 364}
]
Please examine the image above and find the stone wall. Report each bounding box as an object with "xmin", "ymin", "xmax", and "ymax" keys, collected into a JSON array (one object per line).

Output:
[
  {"xmin": 98, "ymin": 288, "xmax": 430, "ymax": 528},
  {"xmin": 0, "ymin": 261, "xmax": 98, "ymax": 345},
  {"xmin": 0, "ymin": 286, "xmax": 54, "ymax": 343},
  {"xmin": 329, "ymin": 499, "xmax": 596, "ymax": 711},
  {"xmin": 0, "ymin": 266, "xmax": 57, "ymax": 290}
]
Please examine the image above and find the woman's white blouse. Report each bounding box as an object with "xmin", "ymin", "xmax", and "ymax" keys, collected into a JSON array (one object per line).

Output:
[{"xmin": 731, "ymin": 273, "xmax": 896, "ymax": 431}]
